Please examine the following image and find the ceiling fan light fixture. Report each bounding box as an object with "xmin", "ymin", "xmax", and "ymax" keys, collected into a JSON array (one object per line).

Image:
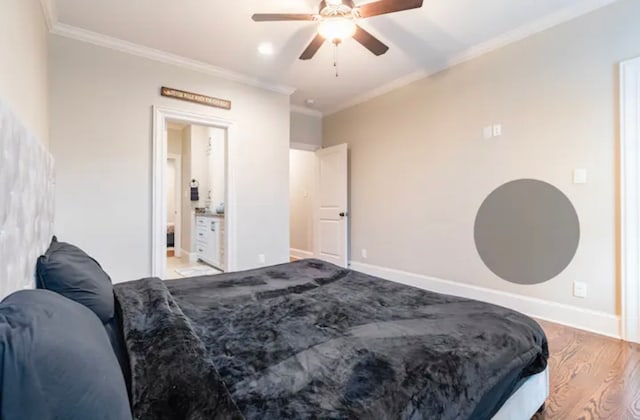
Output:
[{"xmin": 318, "ymin": 18, "xmax": 357, "ymax": 43}]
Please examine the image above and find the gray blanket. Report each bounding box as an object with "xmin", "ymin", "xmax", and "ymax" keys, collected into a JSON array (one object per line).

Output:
[{"xmin": 114, "ymin": 259, "xmax": 548, "ymax": 420}]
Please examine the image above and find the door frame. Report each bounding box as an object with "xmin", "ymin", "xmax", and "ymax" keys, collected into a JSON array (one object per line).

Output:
[
  {"xmin": 620, "ymin": 56, "xmax": 640, "ymax": 343},
  {"xmin": 152, "ymin": 106, "xmax": 237, "ymax": 278},
  {"xmin": 167, "ymin": 153, "xmax": 182, "ymax": 257}
]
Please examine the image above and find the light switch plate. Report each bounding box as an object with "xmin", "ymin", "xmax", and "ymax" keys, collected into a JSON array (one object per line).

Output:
[
  {"xmin": 483, "ymin": 126, "xmax": 493, "ymax": 140},
  {"xmin": 573, "ymin": 281, "xmax": 587, "ymax": 298},
  {"xmin": 573, "ymin": 169, "xmax": 588, "ymax": 184}
]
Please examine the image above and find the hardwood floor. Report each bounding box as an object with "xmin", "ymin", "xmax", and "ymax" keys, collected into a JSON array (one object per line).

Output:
[{"xmin": 533, "ymin": 320, "xmax": 640, "ymax": 419}]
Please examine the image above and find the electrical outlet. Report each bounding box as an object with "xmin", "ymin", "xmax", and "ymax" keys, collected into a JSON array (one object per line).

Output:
[
  {"xmin": 493, "ymin": 124, "xmax": 502, "ymax": 137},
  {"xmin": 361, "ymin": 249, "xmax": 368, "ymax": 259},
  {"xmin": 258, "ymin": 254, "xmax": 266, "ymax": 264},
  {"xmin": 573, "ymin": 281, "xmax": 587, "ymax": 298}
]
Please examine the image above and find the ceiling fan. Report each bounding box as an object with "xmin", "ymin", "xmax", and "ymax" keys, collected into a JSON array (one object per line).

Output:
[{"xmin": 252, "ymin": 0, "xmax": 424, "ymax": 61}]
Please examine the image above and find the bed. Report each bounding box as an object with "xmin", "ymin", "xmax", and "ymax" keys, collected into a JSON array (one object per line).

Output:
[
  {"xmin": 0, "ymin": 101, "xmax": 548, "ymax": 419},
  {"xmin": 114, "ymin": 259, "xmax": 549, "ymax": 419}
]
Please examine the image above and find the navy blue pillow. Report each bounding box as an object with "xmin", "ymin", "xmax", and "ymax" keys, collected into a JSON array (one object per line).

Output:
[
  {"xmin": 0, "ymin": 290, "xmax": 132, "ymax": 419},
  {"xmin": 37, "ymin": 237, "xmax": 114, "ymax": 323}
]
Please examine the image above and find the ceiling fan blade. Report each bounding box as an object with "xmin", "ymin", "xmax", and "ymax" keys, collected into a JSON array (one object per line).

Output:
[
  {"xmin": 357, "ymin": 0, "xmax": 424, "ymax": 18},
  {"xmin": 252, "ymin": 13, "xmax": 316, "ymax": 22},
  {"xmin": 353, "ymin": 25, "xmax": 389, "ymax": 56},
  {"xmin": 299, "ymin": 34, "xmax": 325, "ymax": 60}
]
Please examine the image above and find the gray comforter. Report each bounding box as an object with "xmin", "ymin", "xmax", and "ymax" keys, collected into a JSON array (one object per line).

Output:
[{"xmin": 114, "ymin": 259, "xmax": 548, "ymax": 420}]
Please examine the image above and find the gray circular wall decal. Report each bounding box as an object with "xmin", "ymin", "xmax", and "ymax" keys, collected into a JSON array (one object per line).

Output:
[{"xmin": 474, "ymin": 179, "xmax": 580, "ymax": 285}]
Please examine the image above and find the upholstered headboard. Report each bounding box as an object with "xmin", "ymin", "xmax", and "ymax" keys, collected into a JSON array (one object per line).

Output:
[{"xmin": 0, "ymin": 101, "xmax": 55, "ymax": 298}]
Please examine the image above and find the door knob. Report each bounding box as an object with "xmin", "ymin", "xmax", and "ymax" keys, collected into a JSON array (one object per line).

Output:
[{"xmin": 339, "ymin": 212, "xmax": 347, "ymax": 217}]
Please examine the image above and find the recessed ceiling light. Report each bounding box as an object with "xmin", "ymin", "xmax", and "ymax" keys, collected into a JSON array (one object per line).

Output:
[
  {"xmin": 305, "ymin": 99, "xmax": 316, "ymax": 106},
  {"xmin": 258, "ymin": 42, "xmax": 274, "ymax": 56}
]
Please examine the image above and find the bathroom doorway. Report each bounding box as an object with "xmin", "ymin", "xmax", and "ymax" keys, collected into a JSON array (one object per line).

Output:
[{"xmin": 152, "ymin": 107, "xmax": 235, "ymax": 280}]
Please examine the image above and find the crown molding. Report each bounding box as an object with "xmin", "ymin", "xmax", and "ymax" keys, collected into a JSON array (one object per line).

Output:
[
  {"xmin": 325, "ymin": 0, "xmax": 620, "ymax": 116},
  {"xmin": 290, "ymin": 105, "xmax": 323, "ymax": 118},
  {"xmin": 50, "ymin": 23, "xmax": 296, "ymax": 96},
  {"xmin": 39, "ymin": 0, "xmax": 57, "ymax": 31},
  {"xmin": 39, "ymin": 2, "xmax": 296, "ymax": 97}
]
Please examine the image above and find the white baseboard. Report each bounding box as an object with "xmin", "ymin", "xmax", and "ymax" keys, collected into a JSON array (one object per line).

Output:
[
  {"xmin": 350, "ymin": 261, "xmax": 621, "ymax": 339},
  {"xmin": 290, "ymin": 248, "xmax": 314, "ymax": 260}
]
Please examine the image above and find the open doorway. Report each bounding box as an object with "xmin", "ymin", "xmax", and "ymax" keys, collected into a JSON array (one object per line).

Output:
[
  {"xmin": 289, "ymin": 148, "xmax": 317, "ymax": 261},
  {"xmin": 289, "ymin": 143, "xmax": 349, "ymax": 267},
  {"xmin": 152, "ymin": 107, "xmax": 235, "ymax": 280},
  {"xmin": 164, "ymin": 123, "xmax": 227, "ymax": 279}
]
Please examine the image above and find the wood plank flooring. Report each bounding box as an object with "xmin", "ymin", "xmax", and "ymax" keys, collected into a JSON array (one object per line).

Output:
[{"xmin": 533, "ymin": 320, "xmax": 640, "ymax": 419}]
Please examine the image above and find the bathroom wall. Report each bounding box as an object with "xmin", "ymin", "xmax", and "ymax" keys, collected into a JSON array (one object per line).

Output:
[
  {"xmin": 167, "ymin": 128, "xmax": 183, "ymax": 228},
  {"xmin": 208, "ymin": 127, "xmax": 226, "ymax": 211},
  {"xmin": 181, "ymin": 127, "xmax": 192, "ymax": 254},
  {"xmin": 188, "ymin": 124, "xmax": 211, "ymax": 209},
  {"xmin": 168, "ymin": 129, "xmax": 183, "ymax": 155},
  {"xmin": 166, "ymin": 159, "xmax": 177, "ymax": 226}
]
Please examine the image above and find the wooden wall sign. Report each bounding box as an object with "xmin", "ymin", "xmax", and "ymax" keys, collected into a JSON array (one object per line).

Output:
[{"xmin": 161, "ymin": 87, "xmax": 231, "ymax": 110}]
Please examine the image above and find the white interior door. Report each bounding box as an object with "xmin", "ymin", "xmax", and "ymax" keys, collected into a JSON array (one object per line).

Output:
[{"xmin": 314, "ymin": 143, "xmax": 348, "ymax": 267}]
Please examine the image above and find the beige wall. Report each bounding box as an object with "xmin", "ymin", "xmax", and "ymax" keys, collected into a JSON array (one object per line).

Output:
[
  {"xmin": 323, "ymin": 0, "xmax": 640, "ymax": 316},
  {"xmin": 291, "ymin": 111, "xmax": 322, "ymax": 147},
  {"xmin": 289, "ymin": 149, "xmax": 316, "ymax": 253},
  {"xmin": 50, "ymin": 36, "xmax": 290, "ymax": 282},
  {"xmin": 0, "ymin": 0, "xmax": 49, "ymax": 145}
]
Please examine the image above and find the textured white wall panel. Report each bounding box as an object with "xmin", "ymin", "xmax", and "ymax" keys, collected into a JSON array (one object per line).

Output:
[{"xmin": 0, "ymin": 101, "xmax": 55, "ymax": 298}]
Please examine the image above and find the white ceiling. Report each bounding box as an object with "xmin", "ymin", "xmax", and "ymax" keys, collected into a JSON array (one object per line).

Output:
[{"xmin": 52, "ymin": 0, "xmax": 615, "ymax": 114}]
